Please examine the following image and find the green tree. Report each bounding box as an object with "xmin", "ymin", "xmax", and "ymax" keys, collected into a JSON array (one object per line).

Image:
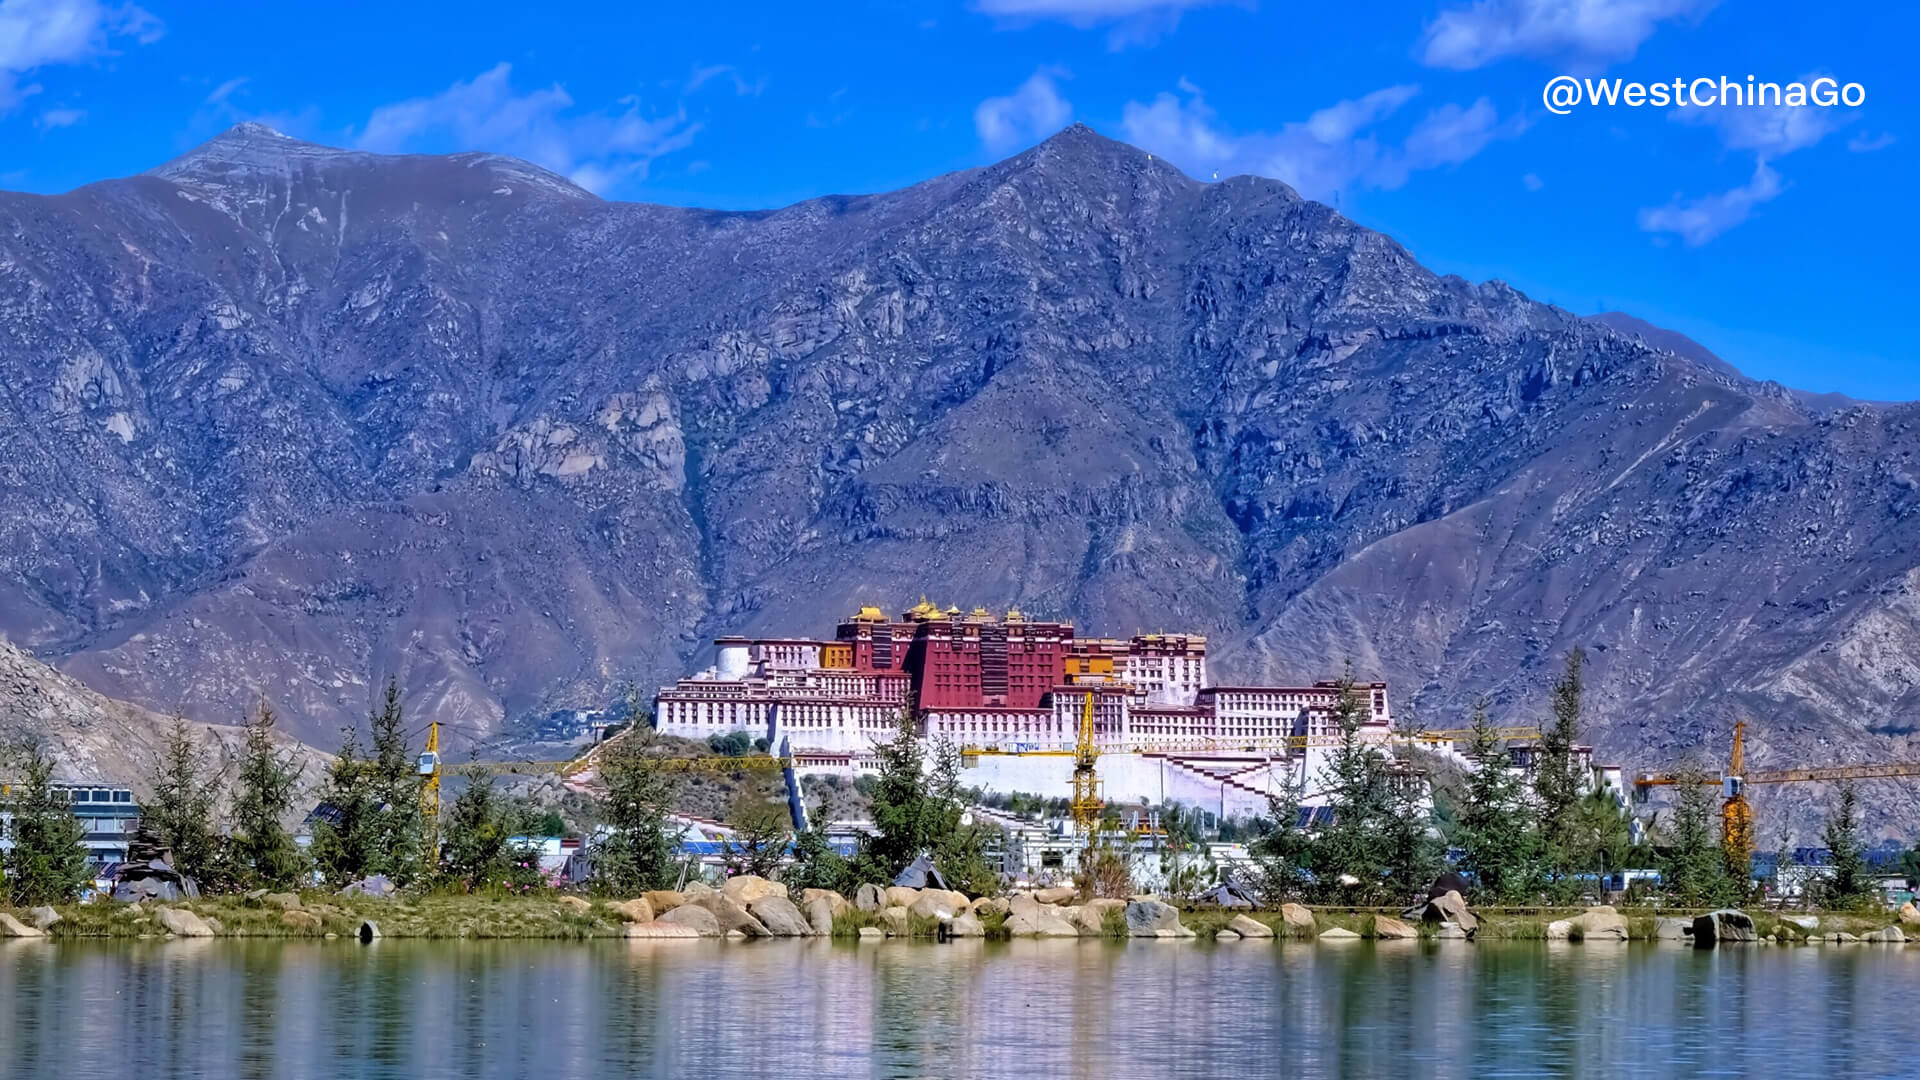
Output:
[
  {"xmin": 1660, "ymin": 769, "xmax": 1730, "ymax": 907},
  {"xmin": 1155, "ymin": 802, "xmax": 1215, "ymax": 902},
  {"xmin": 1249, "ymin": 773, "xmax": 1313, "ymax": 904},
  {"xmin": 2, "ymin": 739, "xmax": 92, "ymax": 905},
  {"xmin": 1383, "ymin": 760, "xmax": 1443, "ymax": 902},
  {"xmin": 1821, "ymin": 780, "xmax": 1872, "ymax": 909},
  {"xmin": 591, "ymin": 725, "xmax": 682, "ymax": 894},
  {"xmin": 1567, "ymin": 786, "xmax": 1638, "ymax": 895},
  {"xmin": 723, "ymin": 791, "xmax": 791, "ymax": 880},
  {"xmin": 436, "ymin": 770, "xmax": 537, "ymax": 891},
  {"xmin": 365, "ymin": 677, "xmax": 425, "ymax": 883},
  {"xmin": 1453, "ymin": 698, "xmax": 1539, "ymax": 903},
  {"xmin": 1534, "ymin": 647, "xmax": 1589, "ymax": 883},
  {"xmin": 307, "ymin": 727, "xmax": 381, "ymax": 887},
  {"xmin": 784, "ymin": 798, "xmax": 849, "ymax": 895},
  {"xmin": 140, "ymin": 713, "xmax": 222, "ymax": 883},
  {"xmin": 848, "ymin": 706, "xmax": 934, "ymax": 886},
  {"xmin": 1310, "ymin": 673, "xmax": 1392, "ymax": 902},
  {"xmin": 224, "ymin": 703, "xmax": 308, "ymax": 890},
  {"xmin": 927, "ymin": 737, "xmax": 996, "ymax": 894}
]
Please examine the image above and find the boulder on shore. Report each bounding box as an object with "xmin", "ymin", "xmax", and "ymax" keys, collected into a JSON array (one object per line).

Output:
[
  {"xmin": 880, "ymin": 906, "xmax": 911, "ymax": 937},
  {"xmin": 609, "ymin": 898, "xmax": 656, "ymax": 924},
  {"xmin": 624, "ymin": 922, "xmax": 701, "ymax": 939},
  {"xmin": 1898, "ymin": 902, "xmax": 1920, "ymax": 926},
  {"xmin": 748, "ymin": 895, "xmax": 814, "ymax": 937},
  {"xmin": 856, "ymin": 927, "xmax": 884, "ymax": 941},
  {"xmin": 802, "ymin": 889, "xmax": 852, "ymax": 920},
  {"xmin": 557, "ymin": 896, "xmax": 591, "ymax": 914},
  {"xmin": 1571, "ymin": 906, "xmax": 1628, "ymax": 942},
  {"xmin": 970, "ymin": 896, "xmax": 1010, "ymax": 918},
  {"xmin": 1124, "ymin": 899, "xmax": 1194, "ymax": 938},
  {"xmin": 805, "ymin": 896, "xmax": 837, "ymax": 936},
  {"xmin": 1005, "ymin": 908, "xmax": 1079, "ymax": 937},
  {"xmin": 280, "ymin": 910, "xmax": 322, "ymax": 932},
  {"xmin": 154, "ymin": 907, "xmax": 215, "ymax": 938},
  {"xmin": 1319, "ymin": 927, "xmax": 1360, "ymax": 941},
  {"xmin": 1693, "ymin": 909, "xmax": 1757, "ymax": 946},
  {"xmin": 0, "ymin": 913, "xmax": 46, "ymax": 937},
  {"xmin": 1653, "ymin": 917, "xmax": 1692, "ymax": 941},
  {"xmin": 28, "ymin": 907, "xmax": 61, "ymax": 930},
  {"xmin": 1372, "ymin": 916, "xmax": 1418, "ymax": 940},
  {"xmin": 950, "ymin": 913, "xmax": 987, "ymax": 938},
  {"xmin": 643, "ymin": 890, "xmax": 685, "ymax": 914},
  {"xmin": 883, "ymin": 886, "xmax": 922, "ymax": 910},
  {"xmin": 1434, "ymin": 922, "xmax": 1469, "ymax": 940},
  {"xmin": 1417, "ymin": 891, "xmax": 1477, "ymax": 935},
  {"xmin": 689, "ymin": 893, "xmax": 771, "ymax": 937},
  {"xmin": 1076, "ymin": 898, "xmax": 1127, "ymax": 936},
  {"xmin": 723, "ymin": 875, "xmax": 784, "ymax": 907},
  {"xmin": 1034, "ymin": 886, "xmax": 1078, "ymax": 905},
  {"xmin": 658, "ymin": 904, "xmax": 722, "ymax": 937},
  {"xmin": 854, "ymin": 883, "xmax": 886, "ymax": 913},
  {"xmin": 1228, "ymin": 915, "xmax": 1275, "ymax": 939},
  {"xmin": 1864, "ymin": 926, "xmax": 1907, "ymax": 944},
  {"xmin": 909, "ymin": 892, "xmax": 963, "ymax": 921},
  {"xmin": 1279, "ymin": 903, "xmax": 1316, "ymax": 934}
]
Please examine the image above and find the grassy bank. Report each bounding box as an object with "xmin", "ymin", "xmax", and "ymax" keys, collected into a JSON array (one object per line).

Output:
[{"xmin": 12, "ymin": 894, "xmax": 625, "ymax": 940}]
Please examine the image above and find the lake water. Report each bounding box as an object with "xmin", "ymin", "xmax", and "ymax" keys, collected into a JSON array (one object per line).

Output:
[{"xmin": 3, "ymin": 937, "xmax": 1916, "ymax": 1079}]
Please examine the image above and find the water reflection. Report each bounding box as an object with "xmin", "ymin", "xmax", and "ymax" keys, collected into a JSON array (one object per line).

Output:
[{"xmin": 3, "ymin": 938, "xmax": 1917, "ymax": 1079}]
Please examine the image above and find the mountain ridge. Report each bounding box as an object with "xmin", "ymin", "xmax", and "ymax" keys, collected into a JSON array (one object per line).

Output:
[{"xmin": 4, "ymin": 123, "xmax": 1919, "ymax": 834}]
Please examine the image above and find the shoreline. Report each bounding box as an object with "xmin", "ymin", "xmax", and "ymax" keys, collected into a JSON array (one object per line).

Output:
[{"xmin": 3, "ymin": 896, "xmax": 1907, "ymax": 944}]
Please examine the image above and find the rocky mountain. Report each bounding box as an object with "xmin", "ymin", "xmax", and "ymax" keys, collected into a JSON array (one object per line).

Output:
[
  {"xmin": 0, "ymin": 637, "xmax": 328, "ymax": 802},
  {"xmin": 4, "ymin": 122, "xmax": 1920, "ymax": 833}
]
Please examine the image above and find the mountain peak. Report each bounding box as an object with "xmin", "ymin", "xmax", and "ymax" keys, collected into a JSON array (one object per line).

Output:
[{"xmin": 145, "ymin": 124, "xmax": 596, "ymax": 203}]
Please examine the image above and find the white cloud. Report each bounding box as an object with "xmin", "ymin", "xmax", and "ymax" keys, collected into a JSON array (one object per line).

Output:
[
  {"xmin": 1119, "ymin": 81, "xmax": 1511, "ymax": 201},
  {"xmin": 1637, "ymin": 160, "xmax": 1781, "ymax": 246},
  {"xmin": 683, "ymin": 63, "xmax": 764, "ymax": 98},
  {"xmin": 972, "ymin": 0, "xmax": 1231, "ymax": 47},
  {"xmin": 1418, "ymin": 0, "xmax": 1715, "ymax": 71},
  {"xmin": 0, "ymin": 0, "xmax": 162, "ymax": 110},
  {"xmin": 34, "ymin": 104, "xmax": 81, "ymax": 127},
  {"xmin": 1849, "ymin": 131, "xmax": 1896, "ymax": 153},
  {"xmin": 975, "ymin": 69, "xmax": 1072, "ymax": 152},
  {"xmin": 1522, "ymin": 171, "xmax": 1544, "ymax": 191},
  {"xmin": 355, "ymin": 63, "xmax": 698, "ymax": 196},
  {"xmin": 204, "ymin": 75, "xmax": 247, "ymax": 106}
]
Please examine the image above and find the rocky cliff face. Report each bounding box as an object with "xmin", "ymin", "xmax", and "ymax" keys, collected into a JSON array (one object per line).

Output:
[
  {"xmin": 4, "ymin": 122, "xmax": 1919, "ymax": 832},
  {"xmin": 0, "ymin": 637, "xmax": 327, "ymax": 799}
]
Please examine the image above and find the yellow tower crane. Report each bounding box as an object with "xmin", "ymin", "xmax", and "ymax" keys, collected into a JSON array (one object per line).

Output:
[
  {"xmin": 1069, "ymin": 689, "xmax": 1102, "ymax": 836},
  {"xmin": 1635, "ymin": 717, "xmax": 1920, "ymax": 870}
]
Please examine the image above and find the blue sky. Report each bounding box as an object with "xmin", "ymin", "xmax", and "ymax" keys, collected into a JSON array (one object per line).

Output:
[{"xmin": 2, "ymin": 0, "xmax": 1912, "ymax": 397}]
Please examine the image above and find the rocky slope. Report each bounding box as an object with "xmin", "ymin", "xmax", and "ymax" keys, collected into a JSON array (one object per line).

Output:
[
  {"xmin": 0, "ymin": 637, "xmax": 328, "ymax": 800},
  {"xmin": 4, "ymin": 122, "xmax": 1920, "ymax": 833}
]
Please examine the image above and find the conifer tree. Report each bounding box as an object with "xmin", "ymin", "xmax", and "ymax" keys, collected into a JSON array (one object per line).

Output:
[
  {"xmin": 1660, "ymin": 768, "xmax": 1729, "ymax": 907},
  {"xmin": 591, "ymin": 717, "xmax": 682, "ymax": 894},
  {"xmin": 851, "ymin": 706, "xmax": 932, "ymax": 884},
  {"xmin": 1534, "ymin": 647, "xmax": 1589, "ymax": 888},
  {"xmin": 1, "ymin": 739, "xmax": 91, "ymax": 905},
  {"xmin": 723, "ymin": 791, "xmax": 791, "ymax": 880},
  {"xmin": 1821, "ymin": 780, "xmax": 1871, "ymax": 909},
  {"xmin": 308, "ymin": 727, "xmax": 380, "ymax": 887},
  {"xmin": 1250, "ymin": 773, "xmax": 1312, "ymax": 903},
  {"xmin": 366, "ymin": 677, "xmax": 425, "ymax": 883},
  {"xmin": 141, "ymin": 713, "xmax": 221, "ymax": 883},
  {"xmin": 225, "ymin": 703, "xmax": 308, "ymax": 890},
  {"xmin": 783, "ymin": 796, "xmax": 850, "ymax": 895},
  {"xmin": 1454, "ymin": 698, "xmax": 1538, "ymax": 902},
  {"xmin": 1311, "ymin": 672, "xmax": 1392, "ymax": 902},
  {"xmin": 437, "ymin": 770, "xmax": 536, "ymax": 891}
]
